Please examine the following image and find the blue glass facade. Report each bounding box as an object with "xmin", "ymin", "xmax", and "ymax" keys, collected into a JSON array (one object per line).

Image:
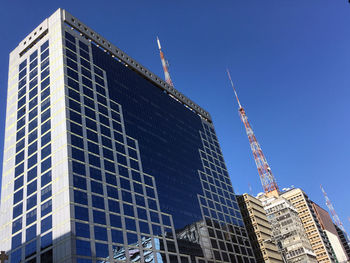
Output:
[
  {"xmin": 9, "ymin": 40, "xmax": 53, "ymax": 263},
  {"xmin": 1, "ymin": 9, "xmax": 255, "ymax": 263},
  {"xmin": 63, "ymin": 25, "xmax": 255, "ymax": 263},
  {"xmin": 92, "ymin": 44, "xmax": 205, "ymax": 229}
]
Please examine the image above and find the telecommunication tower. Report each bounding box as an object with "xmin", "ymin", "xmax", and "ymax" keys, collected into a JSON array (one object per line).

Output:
[
  {"xmin": 157, "ymin": 37, "xmax": 174, "ymax": 86},
  {"xmin": 227, "ymin": 70, "xmax": 279, "ymax": 197},
  {"xmin": 320, "ymin": 185, "xmax": 350, "ymax": 242}
]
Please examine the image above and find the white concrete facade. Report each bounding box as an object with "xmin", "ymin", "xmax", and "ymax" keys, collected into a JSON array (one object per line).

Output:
[
  {"xmin": 0, "ymin": 9, "xmax": 72, "ymax": 262},
  {"xmin": 325, "ymin": 230, "xmax": 348, "ymax": 263}
]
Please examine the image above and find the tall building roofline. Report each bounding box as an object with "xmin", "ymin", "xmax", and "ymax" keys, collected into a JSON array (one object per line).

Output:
[
  {"xmin": 281, "ymin": 187, "xmax": 307, "ymax": 197},
  {"xmin": 13, "ymin": 8, "xmax": 212, "ymax": 122},
  {"xmin": 66, "ymin": 9, "xmax": 212, "ymax": 121}
]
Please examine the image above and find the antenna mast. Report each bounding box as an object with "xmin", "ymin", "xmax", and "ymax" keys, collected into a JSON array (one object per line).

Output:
[
  {"xmin": 320, "ymin": 185, "xmax": 350, "ymax": 242},
  {"xmin": 157, "ymin": 37, "xmax": 174, "ymax": 86},
  {"xmin": 227, "ymin": 69, "xmax": 279, "ymax": 197}
]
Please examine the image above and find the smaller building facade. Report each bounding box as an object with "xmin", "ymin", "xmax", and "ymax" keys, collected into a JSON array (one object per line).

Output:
[
  {"xmin": 312, "ymin": 202, "xmax": 349, "ymax": 263},
  {"xmin": 282, "ymin": 189, "xmax": 337, "ymax": 263},
  {"xmin": 237, "ymin": 194, "xmax": 283, "ymax": 263},
  {"xmin": 259, "ymin": 194, "xmax": 317, "ymax": 263}
]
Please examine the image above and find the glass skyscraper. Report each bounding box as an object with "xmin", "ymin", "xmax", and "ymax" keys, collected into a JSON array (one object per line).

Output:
[{"xmin": 0, "ymin": 9, "xmax": 256, "ymax": 263}]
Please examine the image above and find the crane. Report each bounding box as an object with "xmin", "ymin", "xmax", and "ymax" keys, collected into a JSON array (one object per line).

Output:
[
  {"xmin": 157, "ymin": 37, "xmax": 174, "ymax": 86},
  {"xmin": 227, "ymin": 69, "xmax": 279, "ymax": 197}
]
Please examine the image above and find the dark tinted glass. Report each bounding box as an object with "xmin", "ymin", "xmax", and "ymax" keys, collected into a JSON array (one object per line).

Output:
[
  {"xmin": 41, "ymin": 40, "xmax": 49, "ymax": 52},
  {"xmin": 26, "ymin": 209, "xmax": 37, "ymax": 225},
  {"xmin": 26, "ymin": 224, "xmax": 36, "ymax": 241},
  {"xmin": 73, "ymin": 175, "xmax": 87, "ymax": 190},
  {"xmin": 108, "ymin": 199, "xmax": 119, "ymax": 213},
  {"xmin": 41, "ymin": 171, "xmax": 52, "ymax": 187},
  {"xmin": 91, "ymin": 181, "xmax": 103, "ymax": 195},
  {"xmin": 90, "ymin": 44, "xmax": 253, "ymax": 261},
  {"xmin": 25, "ymin": 239, "xmax": 36, "ymax": 258},
  {"xmin": 41, "ymin": 232, "xmax": 52, "ymax": 250},
  {"xmin": 75, "ymin": 206, "xmax": 89, "ymax": 221},
  {"xmin": 76, "ymin": 222, "xmax": 90, "ymax": 238},
  {"xmin": 27, "ymin": 194, "xmax": 37, "ymax": 210},
  {"xmin": 27, "ymin": 180, "xmax": 37, "ymax": 196},
  {"xmin": 11, "ymin": 233, "xmax": 22, "ymax": 250},
  {"xmin": 93, "ymin": 210, "xmax": 106, "ymax": 225},
  {"xmin": 27, "ymin": 166, "xmax": 37, "ymax": 182},
  {"xmin": 92, "ymin": 195, "xmax": 104, "ymax": 209},
  {"xmin": 41, "ymin": 185, "xmax": 52, "ymax": 201},
  {"xmin": 13, "ymin": 203, "xmax": 23, "ymax": 219},
  {"xmin": 14, "ymin": 176, "xmax": 24, "ymax": 190},
  {"xmin": 76, "ymin": 239, "xmax": 91, "ymax": 257},
  {"xmin": 94, "ymin": 226, "xmax": 107, "ymax": 241},
  {"xmin": 89, "ymin": 167, "xmax": 102, "ymax": 181},
  {"xmin": 111, "ymin": 229, "xmax": 123, "ymax": 244},
  {"xmin": 12, "ymin": 218, "xmax": 22, "ymax": 234},
  {"xmin": 109, "ymin": 214, "xmax": 122, "ymax": 228},
  {"xmin": 41, "ymin": 156, "xmax": 51, "ymax": 173},
  {"xmin": 74, "ymin": 190, "xmax": 88, "ymax": 205},
  {"xmin": 13, "ymin": 189, "xmax": 23, "ymax": 204},
  {"xmin": 41, "ymin": 200, "xmax": 52, "ymax": 217},
  {"xmin": 19, "ymin": 60, "xmax": 27, "ymax": 71},
  {"xmin": 41, "ymin": 215, "xmax": 52, "ymax": 233}
]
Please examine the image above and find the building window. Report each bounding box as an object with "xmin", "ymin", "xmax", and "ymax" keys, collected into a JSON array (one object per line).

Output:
[
  {"xmin": 75, "ymin": 222, "xmax": 90, "ymax": 238},
  {"xmin": 41, "ymin": 232, "xmax": 52, "ymax": 250},
  {"xmin": 76, "ymin": 240, "xmax": 91, "ymax": 257}
]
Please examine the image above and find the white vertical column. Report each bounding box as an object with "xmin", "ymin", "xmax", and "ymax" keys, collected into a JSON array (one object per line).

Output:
[{"xmin": 47, "ymin": 9, "xmax": 73, "ymax": 262}]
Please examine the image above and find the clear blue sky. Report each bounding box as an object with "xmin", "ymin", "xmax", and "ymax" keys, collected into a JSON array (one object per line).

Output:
[{"xmin": 1, "ymin": 1, "xmax": 349, "ymax": 232}]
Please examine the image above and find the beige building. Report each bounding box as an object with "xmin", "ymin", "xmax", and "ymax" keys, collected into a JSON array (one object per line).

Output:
[
  {"xmin": 282, "ymin": 188, "xmax": 337, "ymax": 263},
  {"xmin": 260, "ymin": 194, "xmax": 317, "ymax": 263},
  {"xmin": 237, "ymin": 194, "xmax": 283, "ymax": 263}
]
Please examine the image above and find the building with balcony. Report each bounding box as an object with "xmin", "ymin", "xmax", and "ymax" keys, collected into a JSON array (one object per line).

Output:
[{"xmin": 237, "ymin": 194, "xmax": 283, "ymax": 263}]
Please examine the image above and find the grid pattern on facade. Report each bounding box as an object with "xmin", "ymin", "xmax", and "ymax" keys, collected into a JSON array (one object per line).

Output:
[
  {"xmin": 64, "ymin": 30, "xmax": 184, "ymax": 262},
  {"xmin": 62, "ymin": 10, "xmax": 211, "ymax": 122},
  {"xmin": 197, "ymin": 123, "xmax": 256, "ymax": 263},
  {"xmin": 10, "ymin": 40, "xmax": 53, "ymax": 262},
  {"xmin": 63, "ymin": 25, "xmax": 257, "ymax": 263}
]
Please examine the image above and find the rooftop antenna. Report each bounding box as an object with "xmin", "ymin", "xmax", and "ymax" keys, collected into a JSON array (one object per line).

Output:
[
  {"xmin": 227, "ymin": 69, "xmax": 279, "ymax": 197},
  {"xmin": 157, "ymin": 36, "xmax": 174, "ymax": 86},
  {"xmin": 248, "ymin": 182, "xmax": 253, "ymax": 195},
  {"xmin": 320, "ymin": 185, "xmax": 350, "ymax": 242},
  {"xmin": 227, "ymin": 69, "xmax": 242, "ymax": 109}
]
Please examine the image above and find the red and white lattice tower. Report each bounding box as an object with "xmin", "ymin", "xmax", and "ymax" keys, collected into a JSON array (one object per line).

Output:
[
  {"xmin": 227, "ymin": 70, "xmax": 279, "ymax": 197},
  {"xmin": 157, "ymin": 37, "xmax": 174, "ymax": 86},
  {"xmin": 320, "ymin": 185, "xmax": 350, "ymax": 241}
]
